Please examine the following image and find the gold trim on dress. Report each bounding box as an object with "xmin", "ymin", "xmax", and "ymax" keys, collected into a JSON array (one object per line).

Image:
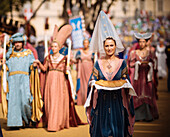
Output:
[
  {"xmin": 93, "ymin": 67, "xmax": 99, "ymax": 79},
  {"xmin": 10, "ymin": 49, "xmax": 32, "ymax": 58},
  {"xmin": 122, "ymin": 74, "xmax": 127, "ymax": 78},
  {"xmin": 121, "ymin": 66, "xmax": 128, "ymax": 76},
  {"xmin": 141, "ymin": 61, "xmax": 149, "ymax": 64},
  {"xmin": 9, "ymin": 71, "xmax": 29, "ymax": 76},
  {"xmin": 49, "ymin": 68, "xmax": 64, "ymax": 73}
]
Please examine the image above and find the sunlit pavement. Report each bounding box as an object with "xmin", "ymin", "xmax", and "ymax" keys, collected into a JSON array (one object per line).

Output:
[
  {"xmin": 0, "ymin": 77, "xmax": 170, "ymax": 137},
  {"xmin": 134, "ymin": 77, "xmax": 170, "ymax": 137}
]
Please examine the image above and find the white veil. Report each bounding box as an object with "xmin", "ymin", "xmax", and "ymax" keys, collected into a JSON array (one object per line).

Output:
[{"xmin": 89, "ymin": 11, "xmax": 124, "ymax": 58}]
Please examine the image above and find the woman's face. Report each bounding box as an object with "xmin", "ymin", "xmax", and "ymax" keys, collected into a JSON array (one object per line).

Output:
[
  {"xmin": 51, "ymin": 42, "xmax": 60, "ymax": 54},
  {"xmin": 83, "ymin": 39, "xmax": 89, "ymax": 49},
  {"xmin": 159, "ymin": 39, "xmax": 164, "ymax": 45},
  {"xmin": 104, "ymin": 39, "xmax": 116, "ymax": 56},
  {"xmin": 139, "ymin": 39, "xmax": 147, "ymax": 49}
]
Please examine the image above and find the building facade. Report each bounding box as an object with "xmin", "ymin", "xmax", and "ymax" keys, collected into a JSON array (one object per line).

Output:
[{"xmin": 6, "ymin": 0, "xmax": 170, "ymax": 42}]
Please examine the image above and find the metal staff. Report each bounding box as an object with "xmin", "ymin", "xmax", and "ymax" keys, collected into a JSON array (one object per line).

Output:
[
  {"xmin": 94, "ymin": 52, "xmax": 98, "ymax": 64},
  {"xmin": 3, "ymin": 34, "xmax": 7, "ymax": 92},
  {"xmin": 44, "ymin": 34, "xmax": 48, "ymax": 58},
  {"xmin": 66, "ymin": 39, "xmax": 71, "ymax": 74},
  {"xmin": 66, "ymin": 39, "xmax": 76, "ymax": 100}
]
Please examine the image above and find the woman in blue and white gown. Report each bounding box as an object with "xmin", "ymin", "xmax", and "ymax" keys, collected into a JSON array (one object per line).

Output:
[{"xmin": 84, "ymin": 11, "xmax": 136, "ymax": 137}]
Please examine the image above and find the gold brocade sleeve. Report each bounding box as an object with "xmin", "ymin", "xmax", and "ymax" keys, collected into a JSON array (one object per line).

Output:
[
  {"xmin": 1, "ymin": 65, "xmax": 9, "ymax": 118},
  {"xmin": 30, "ymin": 65, "xmax": 43, "ymax": 122},
  {"xmin": 92, "ymin": 67, "xmax": 99, "ymax": 79},
  {"xmin": 121, "ymin": 66, "xmax": 128, "ymax": 79}
]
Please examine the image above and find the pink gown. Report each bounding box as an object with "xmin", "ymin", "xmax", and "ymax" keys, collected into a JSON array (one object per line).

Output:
[
  {"xmin": 43, "ymin": 54, "xmax": 69, "ymax": 131},
  {"xmin": 76, "ymin": 50, "xmax": 93, "ymax": 105},
  {"xmin": 40, "ymin": 54, "xmax": 84, "ymax": 131}
]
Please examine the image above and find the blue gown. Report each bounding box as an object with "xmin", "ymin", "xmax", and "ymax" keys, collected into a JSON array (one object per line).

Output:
[
  {"xmin": 6, "ymin": 47, "xmax": 35, "ymax": 127},
  {"xmin": 87, "ymin": 60, "xmax": 134, "ymax": 137},
  {"xmin": 0, "ymin": 125, "xmax": 3, "ymax": 137}
]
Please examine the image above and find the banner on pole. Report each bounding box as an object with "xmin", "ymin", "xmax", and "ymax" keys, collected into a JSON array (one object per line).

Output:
[
  {"xmin": 23, "ymin": 1, "xmax": 33, "ymax": 21},
  {"xmin": 69, "ymin": 17, "xmax": 84, "ymax": 49}
]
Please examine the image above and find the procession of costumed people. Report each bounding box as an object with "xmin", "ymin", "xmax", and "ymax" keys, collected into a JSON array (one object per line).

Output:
[
  {"xmin": 0, "ymin": 9, "xmax": 166, "ymax": 137},
  {"xmin": 0, "ymin": 24, "xmax": 84, "ymax": 132}
]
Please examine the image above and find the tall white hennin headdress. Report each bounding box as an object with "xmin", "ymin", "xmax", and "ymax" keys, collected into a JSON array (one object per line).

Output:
[{"xmin": 89, "ymin": 11, "xmax": 124, "ymax": 58}]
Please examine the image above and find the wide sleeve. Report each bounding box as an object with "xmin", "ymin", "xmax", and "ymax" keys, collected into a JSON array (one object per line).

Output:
[
  {"xmin": 128, "ymin": 50, "xmax": 136, "ymax": 68},
  {"xmin": 39, "ymin": 56, "xmax": 49, "ymax": 99},
  {"xmin": 87, "ymin": 62, "xmax": 99, "ymax": 97},
  {"xmin": 86, "ymin": 62, "xmax": 99, "ymax": 124},
  {"xmin": 121, "ymin": 60, "xmax": 135, "ymax": 136},
  {"xmin": 1, "ymin": 65, "xmax": 9, "ymax": 118},
  {"xmin": 29, "ymin": 51, "xmax": 35, "ymax": 67},
  {"xmin": 121, "ymin": 60, "xmax": 130, "ymax": 81},
  {"xmin": 30, "ymin": 65, "xmax": 43, "ymax": 122},
  {"xmin": 150, "ymin": 52, "xmax": 158, "ymax": 99}
]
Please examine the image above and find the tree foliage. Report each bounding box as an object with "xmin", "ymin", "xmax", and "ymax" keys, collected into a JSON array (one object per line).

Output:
[{"xmin": 62, "ymin": 0, "xmax": 114, "ymax": 34}]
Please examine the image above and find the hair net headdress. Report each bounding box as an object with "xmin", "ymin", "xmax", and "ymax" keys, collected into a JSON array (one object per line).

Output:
[{"xmin": 90, "ymin": 11, "xmax": 124, "ymax": 58}]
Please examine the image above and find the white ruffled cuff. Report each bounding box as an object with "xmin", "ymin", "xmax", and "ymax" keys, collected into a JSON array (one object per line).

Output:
[{"xmin": 134, "ymin": 61, "xmax": 141, "ymax": 80}]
